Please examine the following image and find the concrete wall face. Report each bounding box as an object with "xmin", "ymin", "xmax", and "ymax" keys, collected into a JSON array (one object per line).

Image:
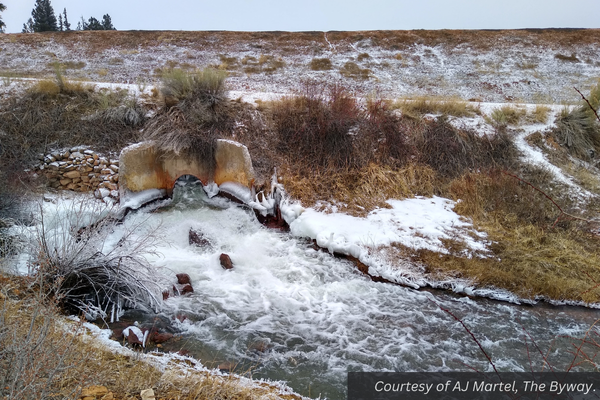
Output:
[{"xmin": 119, "ymin": 140, "xmax": 255, "ymax": 197}]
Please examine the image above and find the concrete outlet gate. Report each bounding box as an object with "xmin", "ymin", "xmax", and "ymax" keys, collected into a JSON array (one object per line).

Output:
[{"xmin": 118, "ymin": 139, "xmax": 255, "ymax": 197}]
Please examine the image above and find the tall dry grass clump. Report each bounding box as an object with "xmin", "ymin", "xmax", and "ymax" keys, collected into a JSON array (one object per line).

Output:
[
  {"xmin": 32, "ymin": 199, "xmax": 164, "ymax": 319},
  {"xmin": 391, "ymin": 96, "xmax": 478, "ymax": 118},
  {"xmin": 145, "ymin": 67, "xmax": 231, "ymax": 161},
  {"xmin": 551, "ymin": 81, "xmax": 600, "ymax": 160}
]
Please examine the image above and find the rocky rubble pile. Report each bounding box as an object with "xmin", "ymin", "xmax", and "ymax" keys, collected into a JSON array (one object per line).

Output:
[{"xmin": 37, "ymin": 147, "xmax": 120, "ymax": 202}]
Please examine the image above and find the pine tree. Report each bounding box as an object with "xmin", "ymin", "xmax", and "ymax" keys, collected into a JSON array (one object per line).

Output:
[
  {"xmin": 85, "ymin": 16, "xmax": 103, "ymax": 31},
  {"xmin": 29, "ymin": 0, "xmax": 58, "ymax": 32},
  {"xmin": 62, "ymin": 8, "xmax": 70, "ymax": 31},
  {"xmin": 0, "ymin": 2, "xmax": 6, "ymax": 33},
  {"xmin": 101, "ymin": 14, "xmax": 116, "ymax": 30},
  {"xmin": 22, "ymin": 18, "xmax": 34, "ymax": 33},
  {"xmin": 58, "ymin": 13, "xmax": 63, "ymax": 31}
]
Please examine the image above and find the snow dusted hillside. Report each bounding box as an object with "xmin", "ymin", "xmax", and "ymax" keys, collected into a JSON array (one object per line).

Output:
[{"xmin": 1, "ymin": 29, "xmax": 599, "ymax": 103}]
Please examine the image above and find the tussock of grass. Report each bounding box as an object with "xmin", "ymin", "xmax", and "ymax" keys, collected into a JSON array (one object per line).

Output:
[
  {"xmin": 339, "ymin": 61, "xmax": 370, "ymax": 80},
  {"xmin": 160, "ymin": 67, "xmax": 227, "ymax": 107},
  {"xmin": 551, "ymin": 82, "xmax": 600, "ymax": 161},
  {"xmin": 527, "ymin": 104, "xmax": 551, "ymax": 124},
  {"xmin": 309, "ymin": 58, "xmax": 332, "ymax": 71},
  {"xmin": 487, "ymin": 104, "xmax": 527, "ymax": 127},
  {"xmin": 391, "ymin": 96, "xmax": 478, "ymax": 118}
]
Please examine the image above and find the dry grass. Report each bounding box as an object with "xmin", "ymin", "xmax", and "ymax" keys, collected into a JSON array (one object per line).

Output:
[
  {"xmin": 281, "ymin": 163, "xmax": 435, "ymax": 215},
  {"xmin": 339, "ymin": 62, "xmax": 370, "ymax": 80},
  {"xmin": 487, "ymin": 104, "xmax": 527, "ymax": 127},
  {"xmin": 309, "ymin": 58, "xmax": 332, "ymax": 71},
  {"xmin": 414, "ymin": 223, "xmax": 600, "ymax": 303},
  {"xmin": 391, "ymin": 96, "xmax": 479, "ymax": 118},
  {"xmin": 527, "ymin": 104, "xmax": 551, "ymax": 124},
  {"xmin": 395, "ymin": 168, "xmax": 600, "ymax": 303}
]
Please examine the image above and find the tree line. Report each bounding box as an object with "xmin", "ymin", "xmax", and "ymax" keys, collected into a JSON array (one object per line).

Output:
[{"xmin": 20, "ymin": 0, "xmax": 116, "ymax": 33}]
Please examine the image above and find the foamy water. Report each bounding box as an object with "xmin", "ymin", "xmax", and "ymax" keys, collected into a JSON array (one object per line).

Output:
[
  {"xmin": 129, "ymin": 182, "xmax": 600, "ymax": 399},
  {"xmin": 14, "ymin": 183, "xmax": 600, "ymax": 400}
]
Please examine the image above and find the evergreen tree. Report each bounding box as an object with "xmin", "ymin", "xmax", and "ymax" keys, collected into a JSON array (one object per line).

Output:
[
  {"xmin": 29, "ymin": 0, "xmax": 58, "ymax": 32},
  {"xmin": 22, "ymin": 18, "xmax": 34, "ymax": 33},
  {"xmin": 0, "ymin": 3, "xmax": 6, "ymax": 33},
  {"xmin": 58, "ymin": 13, "xmax": 63, "ymax": 31},
  {"xmin": 62, "ymin": 8, "xmax": 71, "ymax": 31},
  {"xmin": 85, "ymin": 16, "xmax": 103, "ymax": 30},
  {"xmin": 101, "ymin": 14, "xmax": 116, "ymax": 30}
]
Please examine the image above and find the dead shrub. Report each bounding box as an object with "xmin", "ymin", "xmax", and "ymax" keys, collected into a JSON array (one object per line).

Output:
[
  {"xmin": 361, "ymin": 98, "xmax": 412, "ymax": 165},
  {"xmin": 413, "ymin": 117, "xmax": 518, "ymax": 178},
  {"xmin": 271, "ymin": 82, "xmax": 361, "ymax": 170}
]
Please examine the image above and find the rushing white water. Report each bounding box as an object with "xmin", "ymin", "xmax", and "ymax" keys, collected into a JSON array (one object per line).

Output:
[{"xmin": 13, "ymin": 181, "xmax": 600, "ymax": 400}]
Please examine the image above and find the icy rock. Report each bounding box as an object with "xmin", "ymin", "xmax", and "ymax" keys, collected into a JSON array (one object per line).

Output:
[{"xmin": 176, "ymin": 273, "xmax": 191, "ymax": 285}]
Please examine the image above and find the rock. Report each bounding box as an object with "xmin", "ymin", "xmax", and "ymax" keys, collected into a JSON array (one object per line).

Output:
[
  {"xmin": 151, "ymin": 332, "xmax": 173, "ymax": 344},
  {"xmin": 48, "ymin": 162, "xmax": 60, "ymax": 170},
  {"xmin": 95, "ymin": 188, "xmax": 110, "ymax": 199},
  {"xmin": 64, "ymin": 170, "xmax": 81, "ymax": 179},
  {"xmin": 81, "ymin": 385, "xmax": 108, "ymax": 398},
  {"xmin": 181, "ymin": 284, "xmax": 194, "ymax": 294},
  {"xmin": 140, "ymin": 389, "xmax": 155, "ymax": 400},
  {"xmin": 218, "ymin": 362, "xmax": 236, "ymax": 372},
  {"xmin": 123, "ymin": 326, "xmax": 144, "ymax": 346},
  {"xmin": 100, "ymin": 393, "xmax": 114, "ymax": 400},
  {"xmin": 70, "ymin": 151, "xmax": 84, "ymax": 159},
  {"xmin": 219, "ymin": 253, "xmax": 233, "ymax": 270},
  {"xmin": 109, "ymin": 164, "xmax": 119, "ymax": 173},
  {"xmin": 84, "ymin": 149, "xmax": 95, "ymax": 155},
  {"xmin": 249, "ymin": 340, "xmax": 269, "ymax": 354},
  {"xmin": 189, "ymin": 229, "xmax": 211, "ymax": 248},
  {"xmin": 60, "ymin": 178, "xmax": 72, "ymax": 186},
  {"xmin": 176, "ymin": 273, "xmax": 191, "ymax": 285}
]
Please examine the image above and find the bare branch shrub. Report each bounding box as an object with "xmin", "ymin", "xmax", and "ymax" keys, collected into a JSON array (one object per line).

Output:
[
  {"xmin": 413, "ymin": 117, "xmax": 519, "ymax": 178},
  {"xmin": 361, "ymin": 98, "xmax": 412, "ymax": 165},
  {"xmin": 271, "ymin": 81, "xmax": 361, "ymax": 170}
]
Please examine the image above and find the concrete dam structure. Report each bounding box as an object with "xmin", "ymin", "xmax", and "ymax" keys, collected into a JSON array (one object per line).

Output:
[{"xmin": 118, "ymin": 139, "xmax": 255, "ymax": 198}]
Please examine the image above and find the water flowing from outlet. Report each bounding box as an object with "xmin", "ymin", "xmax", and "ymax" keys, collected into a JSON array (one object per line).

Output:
[{"xmin": 115, "ymin": 179, "xmax": 600, "ymax": 399}]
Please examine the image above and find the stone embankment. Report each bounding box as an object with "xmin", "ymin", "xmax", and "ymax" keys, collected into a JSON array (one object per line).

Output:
[{"xmin": 37, "ymin": 147, "xmax": 120, "ymax": 202}]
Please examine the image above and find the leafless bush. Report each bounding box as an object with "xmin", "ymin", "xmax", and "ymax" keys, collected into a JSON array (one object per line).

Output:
[
  {"xmin": 32, "ymin": 198, "xmax": 164, "ymax": 320},
  {"xmin": 361, "ymin": 98, "xmax": 412, "ymax": 165},
  {"xmin": 413, "ymin": 116, "xmax": 519, "ymax": 178},
  {"xmin": 271, "ymin": 81, "xmax": 361, "ymax": 170}
]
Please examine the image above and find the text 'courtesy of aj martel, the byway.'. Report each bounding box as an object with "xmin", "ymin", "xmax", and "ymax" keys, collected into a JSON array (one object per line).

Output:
[{"xmin": 347, "ymin": 372, "xmax": 600, "ymax": 399}]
